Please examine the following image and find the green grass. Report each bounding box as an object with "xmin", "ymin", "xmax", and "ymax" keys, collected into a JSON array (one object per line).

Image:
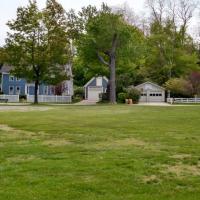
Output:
[{"xmin": 1, "ymin": 105, "xmax": 200, "ymax": 200}]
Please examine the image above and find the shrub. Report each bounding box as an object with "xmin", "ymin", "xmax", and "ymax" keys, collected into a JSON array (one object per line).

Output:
[
  {"xmin": 126, "ymin": 88, "xmax": 141, "ymax": 103},
  {"xmin": 99, "ymin": 92, "xmax": 109, "ymax": 103},
  {"xmin": 117, "ymin": 92, "xmax": 128, "ymax": 103},
  {"xmin": 72, "ymin": 96, "xmax": 82, "ymax": 103},
  {"xmin": 74, "ymin": 87, "xmax": 84, "ymax": 99},
  {"xmin": 19, "ymin": 95, "xmax": 27, "ymax": 100},
  {"xmin": 165, "ymin": 78, "xmax": 192, "ymax": 97}
]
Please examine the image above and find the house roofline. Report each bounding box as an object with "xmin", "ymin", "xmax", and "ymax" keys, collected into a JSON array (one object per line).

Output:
[
  {"xmin": 135, "ymin": 81, "xmax": 165, "ymax": 91},
  {"xmin": 84, "ymin": 76, "xmax": 108, "ymax": 88}
]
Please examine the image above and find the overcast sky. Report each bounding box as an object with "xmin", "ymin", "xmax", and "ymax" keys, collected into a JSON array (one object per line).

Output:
[
  {"xmin": 0, "ymin": 0, "xmax": 199, "ymax": 46},
  {"xmin": 0, "ymin": 0, "xmax": 146, "ymax": 46}
]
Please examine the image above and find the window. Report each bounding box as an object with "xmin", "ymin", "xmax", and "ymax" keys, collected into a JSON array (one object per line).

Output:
[
  {"xmin": 16, "ymin": 86, "xmax": 20, "ymax": 95},
  {"xmin": 9, "ymin": 76, "xmax": 14, "ymax": 81},
  {"xmin": 16, "ymin": 77, "xmax": 21, "ymax": 81},
  {"xmin": 9, "ymin": 86, "xmax": 14, "ymax": 94},
  {"xmin": 141, "ymin": 93, "xmax": 147, "ymax": 97},
  {"xmin": 96, "ymin": 77, "xmax": 102, "ymax": 86}
]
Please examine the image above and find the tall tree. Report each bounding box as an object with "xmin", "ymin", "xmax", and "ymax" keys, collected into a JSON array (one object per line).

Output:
[
  {"xmin": 0, "ymin": 47, "xmax": 8, "ymax": 67},
  {"xmin": 77, "ymin": 5, "xmax": 144, "ymax": 103},
  {"xmin": 6, "ymin": 0, "xmax": 68, "ymax": 103}
]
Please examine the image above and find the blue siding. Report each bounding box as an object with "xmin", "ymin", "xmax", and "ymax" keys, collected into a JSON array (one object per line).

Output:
[
  {"xmin": 1, "ymin": 73, "xmax": 26, "ymax": 95},
  {"xmin": 85, "ymin": 77, "xmax": 108, "ymax": 99},
  {"xmin": 1, "ymin": 73, "xmax": 54, "ymax": 95}
]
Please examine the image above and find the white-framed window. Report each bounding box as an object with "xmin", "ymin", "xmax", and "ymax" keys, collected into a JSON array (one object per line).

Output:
[
  {"xmin": 96, "ymin": 77, "xmax": 102, "ymax": 86},
  {"xmin": 16, "ymin": 77, "xmax": 21, "ymax": 81},
  {"xmin": 16, "ymin": 86, "xmax": 21, "ymax": 95},
  {"xmin": 9, "ymin": 86, "xmax": 14, "ymax": 95},
  {"xmin": 9, "ymin": 76, "xmax": 14, "ymax": 81}
]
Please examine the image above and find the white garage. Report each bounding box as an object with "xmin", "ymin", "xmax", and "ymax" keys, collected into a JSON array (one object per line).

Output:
[
  {"xmin": 135, "ymin": 82, "xmax": 165, "ymax": 103},
  {"xmin": 87, "ymin": 87, "xmax": 103, "ymax": 101},
  {"xmin": 84, "ymin": 76, "xmax": 109, "ymax": 102}
]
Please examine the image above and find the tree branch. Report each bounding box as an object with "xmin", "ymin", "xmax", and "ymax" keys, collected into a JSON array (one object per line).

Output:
[{"xmin": 97, "ymin": 51, "xmax": 109, "ymax": 66}]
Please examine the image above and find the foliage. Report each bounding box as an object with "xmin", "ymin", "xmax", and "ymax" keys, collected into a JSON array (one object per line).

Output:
[
  {"xmin": 5, "ymin": 0, "xmax": 69, "ymax": 103},
  {"xmin": 141, "ymin": 19, "xmax": 199, "ymax": 85},
  {"xmin": 99, "ymin": 92, "xmax": 109, "ymax": 103},
  {"xmin": 126, "ymin": 87, "xmax": 141, "ymax": 102},
  {"xmin": 74, "ymin": 87, "xmax": 85, "ymax": 99},
  {"xmin": 188, "ymin": 71, "xmax": 200, "ymax": 96},
  {"xmin": 165, "ymin": 78, "xmax": 192, "ymax": 97},
  {"xmin": 76, "ymin": 4, "xmax": 145, "ymax": 103},
  {"xmin": 0, "ymin": 48, "xmax": 8, "ymax": 67},
  {"xmin": 117, "ymin": 92, "xmax": 128, "ymax": 103}
]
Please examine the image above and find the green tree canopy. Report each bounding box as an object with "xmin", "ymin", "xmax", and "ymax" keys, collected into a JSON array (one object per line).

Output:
[{"xmin": 5, "ymin": 0, "xmax": 69, "ymax": 103}]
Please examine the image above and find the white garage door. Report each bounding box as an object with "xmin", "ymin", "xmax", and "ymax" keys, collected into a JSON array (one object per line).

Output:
[
  {"xmin": 88, "ymin": 87, "xmax": 103, "ymax": 101},
  {"xmin": 149, "ymin": 92, "xmax": 164, "ymax": 102}
]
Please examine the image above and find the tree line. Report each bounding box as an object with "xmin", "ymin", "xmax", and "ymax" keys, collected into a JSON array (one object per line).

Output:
[{"xmin": 0, "ymin": 0, "xmax": 200, "ymax": 103}]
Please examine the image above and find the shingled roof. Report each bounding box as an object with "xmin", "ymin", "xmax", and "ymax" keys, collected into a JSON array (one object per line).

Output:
[{"xmin": 0, "ymin": 65, "xmax": 13, "ymax": 73}]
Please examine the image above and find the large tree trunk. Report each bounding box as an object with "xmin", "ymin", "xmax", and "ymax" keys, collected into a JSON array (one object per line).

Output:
[
  {"xmin": 109, "ymin": 54, "xmax": 116, "ymax": 104},
  {"xmin": 34, "ymin": 80, "xmax": 39, "ymax": 104},
  {"xmin": 97, "ymin": 33, "xmax": 118, "ymax": 104}
]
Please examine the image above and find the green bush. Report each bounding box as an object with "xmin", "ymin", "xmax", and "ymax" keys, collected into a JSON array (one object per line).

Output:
[
  {"xmin": 19, "ymin": 95, "xmax": 27, "ymax": 100},
  {"xmin": 126, "ymin": 88, "xmax": 141, "ymax": 103},
  {"xmin": 117, "ymin": 92, "xmax": 128, "ymax": 103},
  {"xmin": 72, "ymin": 96, "xmax": 82, "ymax": 103},
  {"xmin": 74, "ymin": 87, "xmax": 84, "ymax": 99}
]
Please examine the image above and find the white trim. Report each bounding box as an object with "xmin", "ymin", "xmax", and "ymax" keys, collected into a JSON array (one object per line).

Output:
[
  {"xmin": 96, "ymin": 77, "xmax": 103, "ymax": 86},
  {"xmin": 84, "ymin": 76, "xmax": 109, "ymax": 88},
  {"xmin": 103, "ymin": 76, "xmax": 109, "ymax": 82},
  {"xmin": 135, "ymin": 81, "xmax": 165, "ymax": 91},
  {"xmin": 9, "ymin": 76, "xmax": 14, "ymax": 82},
  {"xmin": 16, "ymin": 86, "xmax": 21, "ymax": 95},
  {"xmin": 9, "ymin": 86, "xmax": 14, "ymax": 95},
  {"xmin": 16, "ymin": 77, "xmax": 21, "ymax": 81},
  {"xmin": 84, "ymin": 77, "xmax": 96, "ymax": 88}
]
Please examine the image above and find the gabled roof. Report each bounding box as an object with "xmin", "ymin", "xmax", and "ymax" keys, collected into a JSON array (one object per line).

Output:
[
  {"xmin": 0, "ymin": 65, "xmax": 13, "ymax": 73},
  {"xmin": 135, "ymin": 81, "xmax": 165, "ymax": 91},
  {"xmin": 84, "ymin": 76, "xmax": 108, "ymax": 87}
]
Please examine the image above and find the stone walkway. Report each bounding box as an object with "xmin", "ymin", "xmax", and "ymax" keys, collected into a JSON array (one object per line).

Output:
[{"xmin": 75, "ymin": 100, "xmax": 97, "ymax": 105}]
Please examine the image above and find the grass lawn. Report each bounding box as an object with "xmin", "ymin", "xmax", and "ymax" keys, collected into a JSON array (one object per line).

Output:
[{"xmin": 1, "ymin": 105, "xmax": 200, "ymax": 200}]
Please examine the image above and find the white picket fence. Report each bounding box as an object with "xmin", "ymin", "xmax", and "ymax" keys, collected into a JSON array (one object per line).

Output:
[
  {"xmin": 0, "ymin": 95, "xmax": 19, "ymax": 102},
  {"xmin": 167, "ymin": 98, "xmax": 200, "ymax": 104},
  {"xmin": 27, "ymin": 95, "xmax": 71, "ymax": 103}
]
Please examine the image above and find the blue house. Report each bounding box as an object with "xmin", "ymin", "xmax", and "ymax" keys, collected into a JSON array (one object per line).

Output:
[
  {"xmin": 84, "ymin": 76, "xmax": 108, "ymax": 101},
  {"xmin": 0, "ymin": 66, "xmax": 54, "ymax": 96}
]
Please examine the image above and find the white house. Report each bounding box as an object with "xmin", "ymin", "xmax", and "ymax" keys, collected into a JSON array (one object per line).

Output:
[
  {"xmin": 84, "ymin": 76, "xmax": 108, "ymax": 101},
  {"xmin": 135, "ymin": 82, "xmax": 165, "ymax": 103}
]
